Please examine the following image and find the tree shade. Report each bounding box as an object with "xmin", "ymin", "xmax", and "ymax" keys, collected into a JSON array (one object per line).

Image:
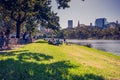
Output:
[
  {"xmin": 0, "ymin": 0, "xmax": 71, "ymax": 38},
  {"xmin": 0, "ymin": 0, "xmax": 86, "ymax": 38}
]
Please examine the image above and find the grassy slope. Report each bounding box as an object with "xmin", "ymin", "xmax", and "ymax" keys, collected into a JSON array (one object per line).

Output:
[{"xmin": 0, "ymin": 40, "xmax": 120, "ymax": 80}]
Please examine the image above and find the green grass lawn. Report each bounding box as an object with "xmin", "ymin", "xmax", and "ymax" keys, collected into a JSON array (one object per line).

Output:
[{"xmin": 0, "ymin": 40, "xmax": 120, "ymax": 80}]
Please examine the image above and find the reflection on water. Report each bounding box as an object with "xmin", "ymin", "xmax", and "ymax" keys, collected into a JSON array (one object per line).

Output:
[{"xmin": 67, "ymin": 40, "xmax": 120, "ymax": 56}]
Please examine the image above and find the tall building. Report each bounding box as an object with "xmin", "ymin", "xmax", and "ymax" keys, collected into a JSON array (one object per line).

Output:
[
  {"xmin": 68, "ymin": 20, "xmax": 73, "ymax": 29},
  {"xmin": 116, "ymin": 20, "xmax": 118, "ymax": 24},
  {"xmin": 95, "ymin": 18, "xmax": 107, "ymax": 28},
  {"xmin": 90, "ymin": 23, "xmax": 93, "ymax": 26},
  {"xmin": 77, "ymin": 21, "xmax": 80, "ymax": 27}
]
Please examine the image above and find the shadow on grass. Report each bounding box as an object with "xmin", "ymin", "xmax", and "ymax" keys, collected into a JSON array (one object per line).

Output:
[
  {"xmin": 0, "ymin": 50, "xmax": 104, "ymax": 80},
  {"xmin": 0, "ymin": 50, "xmax": 53, "ymax": 62},
  {"xmin": 0, "ymin": 59, "xmax": 104, "ymax": 80},
  {"xmin": 35, "ymin": 40, "xmax": 48, "ymax": 44},
  {"xmin": 0, "ymin": 50, "xmax": 29, "ymax": 56},
  {"xmin": 72, "ymin": 74, "xmax": 104, "ymax": 80},
  {"xmin": 17, "ymin": 52, "xmax": 53, "ymax": 61}
]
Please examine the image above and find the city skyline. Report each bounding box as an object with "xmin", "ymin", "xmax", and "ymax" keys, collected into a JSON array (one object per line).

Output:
[{"xmin": 52, "ymin": 0, "xmax": 120, "ymax": 28}]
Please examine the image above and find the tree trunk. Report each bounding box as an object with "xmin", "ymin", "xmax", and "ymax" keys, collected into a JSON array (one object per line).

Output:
[{"xmin": 16, "ymin": 21, "xmax": 21, "ymax": 38}]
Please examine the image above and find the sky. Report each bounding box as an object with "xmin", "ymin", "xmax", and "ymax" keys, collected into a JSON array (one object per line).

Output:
[{"xmin": 51, "ymin": 0, "xmax": 120, "ymax": 28}]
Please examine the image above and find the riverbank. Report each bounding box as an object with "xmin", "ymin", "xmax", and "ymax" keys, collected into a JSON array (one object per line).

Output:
[{"xmin": 0, "ymin": 39, "xmax": 120, "ymax": 80}]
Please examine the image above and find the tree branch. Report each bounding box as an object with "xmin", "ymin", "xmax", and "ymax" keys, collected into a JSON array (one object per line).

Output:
[
  {"xmin": 11, "ymin": 11, "xmax": 17, "ymax": 21},
  {"xmin": 20, "ymin": 12, "xmax": 27, "ymax": 23}
]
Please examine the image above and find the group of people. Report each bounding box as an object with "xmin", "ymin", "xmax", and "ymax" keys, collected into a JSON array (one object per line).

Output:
[
  {"xmin": 48, "ymin": 38, "xmax": 63, "ymax": 46},
  {"xmin": 0, "ymin": 29, "xmax": 10, "ymax": 50},
  {"xmin": 0, "ymin": 30, "xmax": 33, "ymax": 50}
]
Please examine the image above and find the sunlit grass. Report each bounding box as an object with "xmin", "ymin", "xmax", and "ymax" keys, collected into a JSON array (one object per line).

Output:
[{"xmin": 0, "ymin": 39, "xmax": 120, "ymax": 80}]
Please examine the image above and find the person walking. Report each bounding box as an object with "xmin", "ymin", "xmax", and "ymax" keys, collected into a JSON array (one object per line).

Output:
[{"xmin": 0, "ymin": 31, "xmax": 4, "ymax": 50}]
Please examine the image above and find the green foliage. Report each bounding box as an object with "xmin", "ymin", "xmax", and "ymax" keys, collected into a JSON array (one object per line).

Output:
[
  {"xmin": 62, "ymin": 24, "xmax": 120, "ymax": 39},
  {"xmin": 0, "ymin": 0, "xmax": 66, "ymax": 38},
  {"xmin": 0, "ymin": 0, "xmax": 85, "ymax": 38},
  {"xmin": 56, "ymin": 30, "xmax": 64, "ymax": 38},
  {"xmin": 25, "ymin": 18, "xmax": 39, "ymax": 36},
  {"xmin": 56, "ymin": 0, "xmax": 71, "ymax": 9}
]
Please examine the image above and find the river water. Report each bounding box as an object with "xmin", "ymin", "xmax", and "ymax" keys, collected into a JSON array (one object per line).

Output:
[{"xmin": 67, "ymin": 40, "xmax": 120, "ymax": 56}]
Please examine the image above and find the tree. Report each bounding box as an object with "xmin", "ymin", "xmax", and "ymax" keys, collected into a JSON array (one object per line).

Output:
[
  {"xmin": 0, "ymin": 12, "xmax": 16, "ymax": 36},
  {"xmin": 0, "ymin": 0, "xmax": 85, "ymax": 38},
  {"xmin": 56, "ymin": 0, "xmax": 71, "ymax": 9},
  {"xmin": 25, "ymin": 18, "xmax": 39, "ymax": 37},
  {"xmin": 0, "ymin": 0, "xmax": 69, "ymax": 38}
]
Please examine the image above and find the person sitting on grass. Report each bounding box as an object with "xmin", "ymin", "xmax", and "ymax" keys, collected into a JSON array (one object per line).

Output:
[{"xmin": 56, "ymin": 39, "xmax": 62, "ymax": 46}]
